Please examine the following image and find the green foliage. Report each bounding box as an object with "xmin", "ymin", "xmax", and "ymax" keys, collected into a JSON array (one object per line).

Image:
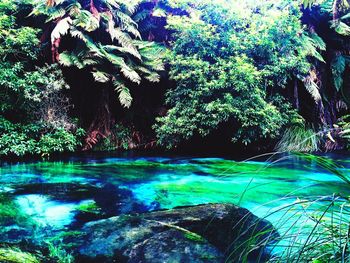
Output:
[
  {"xmin": 0, "ymin": 193, "xmax": 32, "ymax": 226},
  {"xmin": 331, "ymin": 54, "xmax": 349, "ymax": 92},
  {"xmin": 94, "ymin": 123, "xmax": 134, "ymax": 151},
  {"xmin": 337, "ymin": 114, "xmax": 350, "ymax": 148},
  {"xmin": 266, "ymin": 154, "xmax": 350, "ymax": 262},
  {"xmin": 113, "ymin": 124, "xmax": 134, "ymax": 150},
  {"xmin": 275, "ymin": 125, "xmax": 321, "ymax": 152},
  {"xmin": 76, "ymin": 201, "xmax": 101, "ymax": 214},
  {"xmin": 0, "ymin": 0, "xmax": 85, "ymax": 157},
  {"xmin": 0, "ymin": 0, "xmax": 348, "ymax": 154},
  {"xmin": 155, "ymin": 0, "xmax": 310, "ymax": 148},
  {"xmin": 0, "ymin": 118, "xmax": 85, "ymax": 157},
  {"xmin": 305, "ymin": 0, "xmax": 350, "ymax": 110},
  {"xmin": 0, "ymin": 247, "xmax": 40, "ymax": 263},
  {"xmin": 47, "ymin": 242, "xmax": 74, "ymax": 263},
  {"xmin": 37, "ymin": 128, "xmax": 85, "ymax": 156},
  {"xmin": 30, "ymin": 0, "xmax": 165, "ymax": 108},
  {"xmin": 0, "ymin": 0, "xmax": 41, "ymax": 114}
]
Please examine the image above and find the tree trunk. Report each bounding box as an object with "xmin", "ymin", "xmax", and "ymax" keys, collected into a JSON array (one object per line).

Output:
[
  {"xmin": 84, "ymin": 87, "xmax": 114, "ymax": 150},
  {"xmin": 294, "ymin": 79, "xmax": 300, "ymax": 110}
]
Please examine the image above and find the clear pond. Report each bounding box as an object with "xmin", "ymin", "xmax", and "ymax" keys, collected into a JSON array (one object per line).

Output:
[{"xmin": 0, "ymin": 153, "xmax": 349, "ymax": 254}]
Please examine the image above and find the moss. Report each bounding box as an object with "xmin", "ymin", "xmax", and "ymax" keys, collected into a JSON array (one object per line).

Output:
[
  {"xmin": 76, "ymin": 201, "xmax": 101, "ymax": 214},
  {"xmin": 48, "ymin": 230, "xmax": 84, "ymax": 242},
  {"xmin": 0, "ymin": 193, "xmax": 32, "ymax": 226},
  {"xmin": 0, "ymin": 247, "xmax": 40, "ymax": 263},
  {"xmin": 47, "ymin": 242, "xmax": 74, "ymax": 263},
  {"xmin": 200, "ymin": 254, "xmax": 221, "ymax": 260},
  {"xmin": 184, "ymin": 232, "xmax": 206, "ymax": 243}
]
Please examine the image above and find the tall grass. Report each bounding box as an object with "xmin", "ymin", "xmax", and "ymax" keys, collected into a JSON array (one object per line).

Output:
[
  {"xmin": 275, "ymin": 126, "xmax": 321, "ymax": 153},
  {"xmin": 227, "ymin": 153, "xmax": 350, "ymax": 263}
]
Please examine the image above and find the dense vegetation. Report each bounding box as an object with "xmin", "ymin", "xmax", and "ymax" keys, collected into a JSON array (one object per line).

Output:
[{"xmin": 2, "ymin": 0, "xmax": 350, "ymax": 157}]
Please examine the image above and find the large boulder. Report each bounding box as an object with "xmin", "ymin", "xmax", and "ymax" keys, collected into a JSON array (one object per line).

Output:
[
  {"xmin": 75, "ymin": 203, "xmax": 278, "ymax": 262},
  {"xmin": 128, "ymin": 229, "xmax": 223, "ymax": 263}
]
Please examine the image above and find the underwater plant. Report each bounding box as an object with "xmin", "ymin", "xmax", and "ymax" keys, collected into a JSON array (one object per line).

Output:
[
  {"xmin": 0, "ymin": 247, "xmax": 40, "ymax": 263},
  {"xmin": 47, "ymin": 242, "xmax": 75, "ymax": 263},
  {"xmin": 230, "ymin": 153, "xmax": 350, "ymax": 262},
  {"xmin": 0, "ymin": 193, "xmax": 33, "ymax": 226}
]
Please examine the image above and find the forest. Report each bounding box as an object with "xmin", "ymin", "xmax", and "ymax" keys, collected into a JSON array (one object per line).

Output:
[
  {"xmin": 2, "ymin": 0, "xmax": 350, "ymax": 158},
  {"xmin": 2, "ymin": 0, "xmax": 350, "ymax": 263}
]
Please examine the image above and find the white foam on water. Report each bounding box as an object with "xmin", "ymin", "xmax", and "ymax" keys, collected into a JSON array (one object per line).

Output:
[{"xmin": 16, "ymin": 194, "xmax": 77, "ymax": 229}]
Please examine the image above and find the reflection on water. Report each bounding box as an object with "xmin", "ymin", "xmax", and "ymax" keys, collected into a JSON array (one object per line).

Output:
[{"xmin": 0, "ymin": 153, "xmax": 349, "ymax": 247}]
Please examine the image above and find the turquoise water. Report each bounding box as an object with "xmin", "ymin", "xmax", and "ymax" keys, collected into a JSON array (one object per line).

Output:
[{"xmin": 0, "ymin": 153, "xmax": 349, "ymax": 256}]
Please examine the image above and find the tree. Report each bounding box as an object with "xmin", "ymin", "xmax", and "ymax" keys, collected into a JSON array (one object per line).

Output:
[
  {"xmin": 302, "ymin": 0, "xmax": 350, "ymax": 137},
  {"xmin": 30, "ymin": 0, "xmax": 165, "ymax": 148},
  {"xmin": 154, "ymin": 0, "xmax": 323, "ymax": 149},
  {"xmin": 0, "ymin": 0, "xmax": 84, "ymax": 157}
]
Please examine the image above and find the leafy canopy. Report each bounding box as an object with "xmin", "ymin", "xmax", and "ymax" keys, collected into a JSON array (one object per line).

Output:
[
  {"xmin": 155, "ymin": 0, "xmax": 319, "ymax": 148},
  {"xmin": 0, "ymin": 0, "xmax": 84, "ymax": 157},
  {"xmin": 30, "ymin": 0, "xmax": 165, "ymax": 108}
]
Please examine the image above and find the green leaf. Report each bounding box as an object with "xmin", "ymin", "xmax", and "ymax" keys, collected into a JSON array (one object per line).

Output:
[{"xmin": 92, "ymin": 71, "xmax": 110, "ymax": 83}]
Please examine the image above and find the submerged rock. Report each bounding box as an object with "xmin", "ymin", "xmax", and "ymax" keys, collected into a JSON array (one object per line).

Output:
[
  {"xmin": 0, "ymin": 225, "xmax": 32, "ymax": 244},
  {"xmin": 14, "ymin": 183, "xmax": 99, "ymax": 202},
  {"xmin": 75, "ymin": 203, "xmax": 278, "ymax": 262}
]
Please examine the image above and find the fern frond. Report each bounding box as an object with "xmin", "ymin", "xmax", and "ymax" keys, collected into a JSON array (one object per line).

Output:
[
  {"xmin": 67, "ymin": 2, "xmax": 82, "ymax": 16},
  {"xmin": 303, "ymin": 74, "xmax": 322, "ymax": 102},
  {"xmin": 115, "ymin": 10, "xmax": 141, "ymax": 39},
  {"xmin": 108, "ymin": 24, "xmax": 141, "ymax": 59},
  {"xmin": 113, "ymin": 80, "xmax": 133, "ymax": 108},
  {"xmin": 331, "ymin": 54, "xmax": 347, "ymax": 91},
  {"xmin": 145, "ymin": 72, "xmax": 161, "ymax": 82},
  {"xmin": 117, "ymin": 0, "xmax": 140, "ymax": 15},
  {"xmin": 120, "ymin": 63, "xmax": 141, "ymax": 84},
  {"xmin": 59, "ymin": 51, "xmax": 85, "ymax": 69},
  {"xmin": 51, "ymin": 17, "xmax": 72, "ymax": 44},
  {"xmin": 92, "ymin": 71, "xmax": 111, "ymax": 83},
  {"xmin": 99, "ymin": 45, "xmax": 126, "ymax": 65},
  {"xmin": 105, "ymin": 0, "xmax": 120, "ymax": 9},
  {"xmin": 309, "ymin": 32, "xmax": 326, "ymax": 51},
  {"xmin": 45, "ymin": 7, "xmax": 66, "ymax": 22},
  {"xmin": 133, "ymin": 9, "xmax": 149, "ymax": 23},
  {"xmin": 331, "ymin": 20, "xmax": 350, "ymax": 35},
  {"xmin": 58, "ymin": 51, "xmax": 75, "ymax": 67},
  {"xmin": 73, "ymin": 10, "xmax": 99, "ymax": 32},
  {"xmin": 302, "ymin": 34, "xmax": 325, "ymax": 62}
]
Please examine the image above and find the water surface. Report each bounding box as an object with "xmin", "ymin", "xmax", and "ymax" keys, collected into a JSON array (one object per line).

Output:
[{"xmin": 0, "ymin": 153, "xmax": 349, "ymax": 252}]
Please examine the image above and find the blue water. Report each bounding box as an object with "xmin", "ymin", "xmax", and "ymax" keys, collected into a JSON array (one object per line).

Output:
[{"xmin": 0, "ymin": 152, "xmax": 349, "ymax": 257}]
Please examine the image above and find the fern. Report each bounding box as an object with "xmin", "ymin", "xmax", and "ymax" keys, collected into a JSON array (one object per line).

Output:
[
  {"xmin": 331, "ymin": 54, "xmax": 347, "ymax": 91},
  {"xmin": 30, "ymin": 0, "xmax": 164, "ymax": 108},
  {"xmin": 51, "ymin": 17, "xmax": 72, "ymax": 44},
  {"xmin": 113, "ymin": 80, "xmax": 133, "ymax": 108},
  {"xmin": 92, "ymin": 71, "xmax": 111, "ymax": 83},
  {"xmin": 73, "ymin": 10, "xmax": 99, "ymax": 32},
  {"xmin": 331, "ymin": 20, "xmax": 350, "ymax": 35},
  {"xmin": 303, "ymin": 73, "xmax": 322, "ymax": 102},
  {"xmin": 302, "ymin": 34, "xmax": 326, "ymax": 63},
  {"xmin": 115, "ymin": 10, "xmax": 141, "ymax": 39},
  {"xmin": 309, "ymin": 32, "xmax": 326, "ymax": 51},
  {"xmin": 58, "ymin": 52, "xmax": 75, "ymax": 67},
  {"xmin": 45, "ymin": 8, "xmax": 66, "ymax": 22},
  {"xmin": 120, "ymin": 64, "xmax": 141, "ymax": 84}
]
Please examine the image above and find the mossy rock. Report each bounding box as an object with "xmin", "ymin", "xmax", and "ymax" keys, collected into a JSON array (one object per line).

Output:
[{"xmin": 75, "ymin": 203, "xmax": 278, "ymax": 262}]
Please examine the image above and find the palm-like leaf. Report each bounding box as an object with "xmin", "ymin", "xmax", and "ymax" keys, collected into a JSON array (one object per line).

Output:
[
  {"xmin": 331, "ymin": 54, "xmax": 348, "ymax": 91},
  {"xmin": 30, "ymin": 0, "xmax": 164, "ymax": 108}
]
